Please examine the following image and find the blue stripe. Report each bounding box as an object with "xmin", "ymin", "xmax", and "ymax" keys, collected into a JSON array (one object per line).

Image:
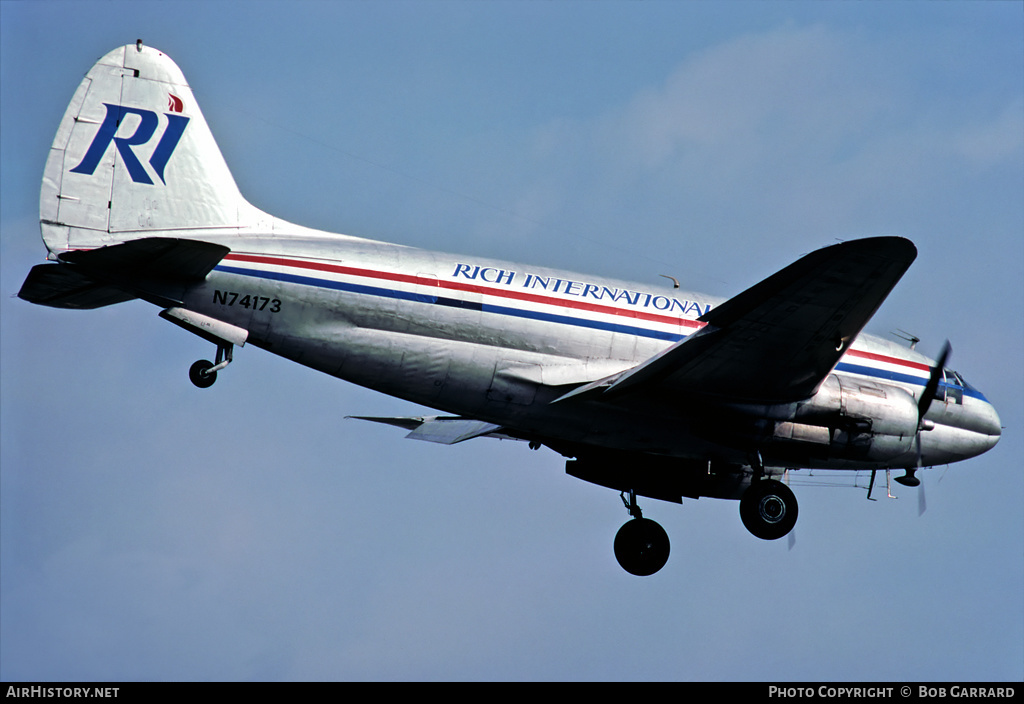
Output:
[
  {"xmin": 479, "ymin": 301, "xmax": 683, "ymax": 341},
  {"xmin": 215, "ymin": 264, "xmax": 684, "ymax": 342},
  {"xmin": 834, "ymin": 362, "xmax": 928, "ymax": 387},
  {"xmin": 835, "ymin": 363, "xmax": 988, "ymax": 401},
  {"xmin": 216, "ymin": 263, "xmax": 987, "ymax": 399}
]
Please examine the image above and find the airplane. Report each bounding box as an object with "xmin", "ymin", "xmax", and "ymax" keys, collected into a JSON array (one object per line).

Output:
[{"xmin": 18, "ymin": 43, "xmax": 1002, "ymax": 576}]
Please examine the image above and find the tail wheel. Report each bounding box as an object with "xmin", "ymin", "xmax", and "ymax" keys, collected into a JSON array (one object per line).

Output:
[
  {"xmin": 614, "ymin": 518, "xmax": 670, "ymax": 576},
  {"xmin": 740, "ymin": 479, "xmax": 798, "ymax": 540},
  {"xmin": 189, "ymin": 359, "xmax": 217, "ymax": 388}
]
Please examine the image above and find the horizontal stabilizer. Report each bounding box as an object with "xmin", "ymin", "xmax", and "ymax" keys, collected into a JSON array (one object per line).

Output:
[
  {"xmin": 349, "ymin": 416, "xmax": 513, "ymax": 445},
  {"xmin": 18, "ymin": 263, "xmax": 137, "ymax": 309},
  {"xmin": 19, "ymin": 237, "xmax": 230, "ymax": 310},
  {"xmin": 58, "ymin": 237, "xmax": 230, "ymax": 280}
]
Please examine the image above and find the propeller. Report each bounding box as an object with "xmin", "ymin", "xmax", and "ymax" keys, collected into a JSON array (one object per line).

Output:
[
  {"xmin": 784, "ymin": 470, "xmax": 796, "ymax": 550},
  {"xmin": 896, "ymin": 341, "xmax": 951, "ymax": 491},
  {"xmin": 916, "ymin": 340, "xmax": 951, "ymax": 421}
]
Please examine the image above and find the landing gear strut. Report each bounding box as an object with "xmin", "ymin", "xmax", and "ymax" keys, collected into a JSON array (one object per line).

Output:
[
  {"xmin": 740, "ymin": 478, "xmax": 798, "ymax": 540},
  {"xmin": 613, "ymin": 489, "xmax": 670, "ymax": 576},
  {"xmin": 189, "ymin": 341, "xmax": 233, "ymax": 388}
]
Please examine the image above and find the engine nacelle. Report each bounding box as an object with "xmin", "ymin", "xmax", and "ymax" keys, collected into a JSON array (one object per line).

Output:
[{"xmin": 778, "ymin": 374, "xmax": 919, "ymax": 461}]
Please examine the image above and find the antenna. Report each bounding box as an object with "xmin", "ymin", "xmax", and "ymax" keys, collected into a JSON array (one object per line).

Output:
[
  {"xmin": 892, "ymin": 329, "xmax": 920, "ymax": 350},
  {"xmin": 659, "ymin": 274, "xmax": 680, "ymax": 289}
]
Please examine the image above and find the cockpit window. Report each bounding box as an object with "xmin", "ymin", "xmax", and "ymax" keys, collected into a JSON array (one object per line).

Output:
[{"xmin": 934, "ymin": 368, "xmax": 964, "ymax": 405}]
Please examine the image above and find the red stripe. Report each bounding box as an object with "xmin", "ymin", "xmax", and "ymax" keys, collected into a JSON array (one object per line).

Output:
[
  {"xmin": 224, "ymin": 252, "xmax": 704, "ymax": 330},
  {"xmin": 222, "ymin": 253, "xmax": 934, "ymax": 371},
  {"xmin": 846, "ymin": 348, "xmax": 931, "ymax": 372}
]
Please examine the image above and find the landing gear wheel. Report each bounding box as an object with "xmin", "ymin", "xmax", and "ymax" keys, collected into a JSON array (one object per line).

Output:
[
  {"xmin": 614, "ymin": 518, "xmax": 670, "ymax": 576},
  {"xmin": 189, "ymin": 359, "xmax": 217, "ymax": 388},
  {"xmin": 740, "ymin": 479, "xmax": 798, "ymax": 540}
]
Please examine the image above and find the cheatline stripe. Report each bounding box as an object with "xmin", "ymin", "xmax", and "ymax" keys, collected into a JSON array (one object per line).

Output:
[
  {"xmin": 215, "ymin": 253, "xmax": 961, "ymax": 391},
  {"xmin": 215, "ymin": 263, "xmax": 684, "ymax": 341},
  {"xmin": 223, "ymin": 252, "xmax": 704, "ymax": 330}
]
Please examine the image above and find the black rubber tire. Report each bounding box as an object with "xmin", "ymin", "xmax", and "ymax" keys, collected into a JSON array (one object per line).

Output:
[
  {"xmin": 614, "ymin": 518, "xmax": 670, "ymax": 576},
  {"xmin": 740, "ymin": 479, "xmax": 798, "ymax": 540},
  {"xmin": 189, "ymin": 359, "xmax": 217, "ymax": 389}
]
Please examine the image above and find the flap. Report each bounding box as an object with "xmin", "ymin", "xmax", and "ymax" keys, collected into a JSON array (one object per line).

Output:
[
  {"xmin": 348, "ymin": 416, "xmax": 514, "ymax": 445},
  {"xmin": 496, "ymin": 359, "xmax": 636, "ymax": 387}
]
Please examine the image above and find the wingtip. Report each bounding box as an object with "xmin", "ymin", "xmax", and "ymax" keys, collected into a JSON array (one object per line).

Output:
[{"xmin": 825, "ymin": 236, "xmax": 917, "ymax": 270}]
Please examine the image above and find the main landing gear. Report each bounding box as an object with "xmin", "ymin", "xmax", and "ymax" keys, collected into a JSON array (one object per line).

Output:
[
  {"xmin": 614, "ymin": 489, "xmax": 670, "ymax": 576},
  {"xmin": 189, "ymin": 341, "xmax": 234, "ymax": 388},
  {"xmin": 610, "ymin": 475, "xmax": 798, "ymax": 574},
  {"xmin": 739, "ymin": 478, "xmax": 798, "ymax": 540}
]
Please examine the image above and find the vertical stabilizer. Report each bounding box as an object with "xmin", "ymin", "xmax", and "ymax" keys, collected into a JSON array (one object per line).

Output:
[{"xmin": 40, "ymin": 43, "xmax": 266, "ymax": 256}]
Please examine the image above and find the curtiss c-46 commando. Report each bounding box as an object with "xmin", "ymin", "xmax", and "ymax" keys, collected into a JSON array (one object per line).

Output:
[{"xmin": 19, "ymin": 43, "xmax": 1002, "ymax": 575}]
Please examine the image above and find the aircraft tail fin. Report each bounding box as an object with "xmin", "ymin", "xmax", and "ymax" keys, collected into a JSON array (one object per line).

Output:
[{"xmin": 39, "ymin": 42, "xmax": 269, "ymax": 257}]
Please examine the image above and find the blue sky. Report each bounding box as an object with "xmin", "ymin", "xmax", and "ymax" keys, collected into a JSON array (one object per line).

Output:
[{"xmin": 2, "ymin": 0, "xmax": 1021, "ymax": 682}]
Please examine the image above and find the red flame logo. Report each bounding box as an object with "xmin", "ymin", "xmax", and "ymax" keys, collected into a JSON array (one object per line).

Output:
[{"xmin": 168, "ymin": 94, "xmax": 183, "ymax": 113}]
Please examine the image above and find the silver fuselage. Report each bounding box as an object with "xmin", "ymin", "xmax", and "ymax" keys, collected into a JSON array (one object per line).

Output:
[{"xmin": 158, "ymin": 226, "xmax": 1000, "ymax": 472}]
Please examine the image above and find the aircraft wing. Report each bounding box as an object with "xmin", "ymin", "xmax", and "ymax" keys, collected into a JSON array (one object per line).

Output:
[{"xmin": 561, "ymin": 237, "xmax": 917, "ymax": 405}]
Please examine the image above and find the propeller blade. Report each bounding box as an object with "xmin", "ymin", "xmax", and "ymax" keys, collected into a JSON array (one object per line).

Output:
[
  {"xmin": 917, "ymin": 340, "xmax": 951, "ymax": 421},
  {"xmin": 894, "ymin": 434, "xmax": 922, "ymax": 487}
]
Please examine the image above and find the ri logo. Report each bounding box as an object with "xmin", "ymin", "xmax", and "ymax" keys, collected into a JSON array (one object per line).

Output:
[{"xmin": 70, "ymin": 100, "xmax": 190, "ymax": 185}]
